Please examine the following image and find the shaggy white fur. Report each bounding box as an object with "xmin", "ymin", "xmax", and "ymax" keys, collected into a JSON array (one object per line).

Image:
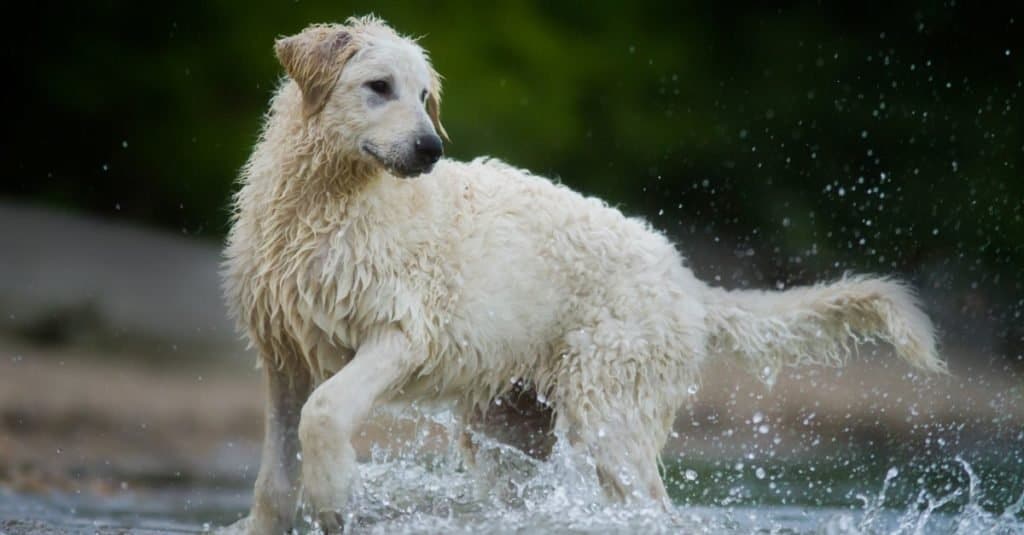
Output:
[{"xmin": 220, "ymin": 16, "xmax": 944, "ymax": 534}]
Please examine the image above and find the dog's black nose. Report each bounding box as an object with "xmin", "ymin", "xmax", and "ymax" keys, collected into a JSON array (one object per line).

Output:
[{"xmin": 414, "ymin": 134, "xmax": 443, "ymax": 165}]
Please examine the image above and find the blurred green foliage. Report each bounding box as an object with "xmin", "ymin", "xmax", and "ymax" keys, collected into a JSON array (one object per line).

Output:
[{"xmin": 6, "ymin": 2, "xmax": 1023, "ymax": 356}]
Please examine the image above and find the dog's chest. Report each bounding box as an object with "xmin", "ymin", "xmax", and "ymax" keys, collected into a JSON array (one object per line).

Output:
[
  {"xmin": 228, "ymin": 218, "xmax": 360, "ymax": 372},
  {"xmin": 241, "ymin": 213, "xmax": 456, "ymax": 371}
]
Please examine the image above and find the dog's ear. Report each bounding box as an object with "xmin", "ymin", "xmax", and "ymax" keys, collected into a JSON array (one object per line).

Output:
[
  {"xmin": 275, "ymin": 26, "xmax": 356, "ymax": 119},
  {"xmin": 426, "ymin": 69, "xmax": 449, "ymax": 143}
]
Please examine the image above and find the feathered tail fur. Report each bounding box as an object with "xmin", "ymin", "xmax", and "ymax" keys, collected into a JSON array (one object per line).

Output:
[{"xmin": 704, "ymin": 275, "xmax": 945, "ymax": 380}]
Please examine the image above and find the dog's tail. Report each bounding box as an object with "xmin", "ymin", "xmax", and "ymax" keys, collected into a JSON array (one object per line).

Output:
[{"xmin": 703, "ymin": 274, "xmax": 945, "ymax": 381}]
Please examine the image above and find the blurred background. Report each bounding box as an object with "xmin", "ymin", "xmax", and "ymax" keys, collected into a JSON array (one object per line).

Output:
[{"xmin": 1, "ymin": 1, "xmax": 1022, "ymax": 532}]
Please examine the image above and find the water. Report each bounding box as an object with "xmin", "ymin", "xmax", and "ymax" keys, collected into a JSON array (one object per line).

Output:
[
  {"xmin": 2, "ymin": 413, "xmax": 1022, "ymax": 534},
  {"xmin": 317, "ymin": 435, "xmax": 1024, "ymax": 535}
]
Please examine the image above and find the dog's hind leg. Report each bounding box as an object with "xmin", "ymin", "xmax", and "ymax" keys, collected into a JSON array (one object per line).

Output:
[
  {"xmin": 220, "ymin": 355, "xmax": 312, "ymax": 535},
  {"xmin": 554, "ymin": 344, "xmax": 677, "ymax": 508},
  {"xmin": 457, "ymin": 383, "xmax": 557, "ymax": 505},
  {"xmin": 459, "ymin": 381, "xmax": 556, "ymax": 467},
  {"xmin": 591, "ymin": 435, "xmax": 668, "ymax": 505},
  {"xmin": 561, "ymin": 404, "xmax": 671, "ymax": 507},
  {"xmin": 297, "ymin": 328, "xmax": 419, "ymax": 533}
]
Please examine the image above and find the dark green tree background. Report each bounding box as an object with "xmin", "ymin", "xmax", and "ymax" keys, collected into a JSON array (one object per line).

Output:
[{"xmin": 6, "ymin": 1, "xmax": 1022, "ymax": 361}]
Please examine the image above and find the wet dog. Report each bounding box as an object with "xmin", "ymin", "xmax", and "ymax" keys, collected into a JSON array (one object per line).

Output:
[{"xmin": 221, "ymin": 16, "xmax": 944, "ymax": 533}]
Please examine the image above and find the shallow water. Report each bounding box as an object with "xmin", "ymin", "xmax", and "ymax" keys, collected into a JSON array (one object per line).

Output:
[
  {"xmin": 3, "ymin": 412, "xmax": 1023, "ymax": 535},
  {"xmin": 320, "ymin": 432, "xmax": 1024, "ymax": 535},
  {"xmin": 3, "ymin": 456, "xmax": 1021, "ymax": 534}
]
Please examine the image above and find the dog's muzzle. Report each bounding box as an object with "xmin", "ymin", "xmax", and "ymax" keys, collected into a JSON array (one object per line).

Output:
[
  {"xmin": 411, "ymin": 133, "xmax": 443, "ymax": 169},
  {"xmin": 362, "ymin": 134, "xmax": 443, "ymax": 178}
]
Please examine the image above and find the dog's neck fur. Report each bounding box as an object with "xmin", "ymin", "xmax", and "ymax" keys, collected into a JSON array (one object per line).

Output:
[
  {"xmin": 226, "ymin": 81, "xmax": 396, "ymax": 363},
  {"xmin": 261, "ymin": 83, "xmax": 382, "ymax": 199}
]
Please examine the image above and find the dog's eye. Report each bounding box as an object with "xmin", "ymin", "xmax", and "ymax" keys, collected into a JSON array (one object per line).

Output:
[
  {"xmin": 367, "ymin": 80, "xmax": 391, "ymax": 96},
  {"xmin": 420, "ymin": 89, "xmax": 428, "ymax": 103}
]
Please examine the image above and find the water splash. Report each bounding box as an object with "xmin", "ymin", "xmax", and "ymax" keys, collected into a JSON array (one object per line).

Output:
[
  {"xmin": 823, "ymin": 457, "xmax": 1024, "ymax": 535},
  {"xmin": 286, "ymin": 407, "xmax": 1024, "ymax": 534}
]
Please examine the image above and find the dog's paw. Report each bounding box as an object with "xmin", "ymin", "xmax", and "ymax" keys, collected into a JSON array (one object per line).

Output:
[
  {"xmin": 301, "ymin": 451, "xmax": 356, "ymax": 533},
  {"xmin": 311, "ymin": 510, "xmax": 345, "ymax": 534}
]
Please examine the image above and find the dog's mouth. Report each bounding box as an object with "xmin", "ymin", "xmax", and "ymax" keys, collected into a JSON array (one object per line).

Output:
[{"xmin": 362, "ymin": 143, "xmax": 433, "ymax": 178}]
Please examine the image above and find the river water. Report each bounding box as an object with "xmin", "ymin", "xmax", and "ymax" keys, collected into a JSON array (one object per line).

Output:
[{"xmin": 2, "ymin": 426, "xmax": 1021, "ymax": 535}]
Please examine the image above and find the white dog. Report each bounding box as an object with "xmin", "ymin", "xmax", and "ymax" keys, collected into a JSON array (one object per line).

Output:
[{"xmin": 221, "ymin": 16, "xmax": 944, "ymax": 533}]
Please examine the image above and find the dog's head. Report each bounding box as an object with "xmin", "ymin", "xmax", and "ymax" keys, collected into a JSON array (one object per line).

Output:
[{"xmin": 275, "ymin": 17, "xmax": 448, "ymax": 178}]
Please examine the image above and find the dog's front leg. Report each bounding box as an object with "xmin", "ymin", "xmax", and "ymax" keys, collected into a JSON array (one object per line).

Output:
[
  {"xmin": 220, "ymin": 360, "xmax": 312, "ymax": 535},
  {"xmin": 298, "ymin": 327, "xmax": 418, "ymax": 532}
]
